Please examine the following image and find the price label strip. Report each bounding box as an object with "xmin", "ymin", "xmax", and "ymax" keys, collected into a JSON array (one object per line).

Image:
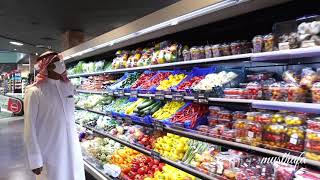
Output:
[
  {"xmin": 107, "ymin": 89, "xmax": 114, "ymax": 96},
  {"xmin": 154, "ymin": 91, "xmax": 165, "ymax": 100},
  {"xmin": 124, "ymin": 116, "xmax": 133, "ymax": 124},
  {"xmin": 194, "ymin": 92, "xmax": 208, "ymax": 104},
  {"xmin": 172, "ymin": 92, "xmax": 184, "ymax": 101},
  {"xmin": 130, "ymin": 90, "xmax": 138, "ymax": 98},
  {"xmin": 151, "ymin": 150, "xmax": 161, "ymax": 160},
  {"xmin": 118, "ymin": 89, "xmax": 125, "ymax": 97},
  {"xmin": 153, "ymin": 120, "xmax": 164, "ymax": 132}
]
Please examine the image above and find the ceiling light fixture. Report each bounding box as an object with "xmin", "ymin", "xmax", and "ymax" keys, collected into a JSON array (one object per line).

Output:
[
  {"xmin": 63, "ymin": 0, "xmax": 247, "ymax": 61},
  {"xmin": 13, "ymin": 49, "xmax": 17, "ymax": 51},
  {"xmin": 10, "ymin": 41, "xmax": 24, "ymax": 46}
]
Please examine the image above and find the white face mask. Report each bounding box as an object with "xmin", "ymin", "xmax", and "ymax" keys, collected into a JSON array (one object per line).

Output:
[
  {"xmin": 53, "ymin": 60, "xmax": 66, "ymax": 74},
  {"xmin": 34, "ymin": 63, "xmax": 40, "ymax": 71}
]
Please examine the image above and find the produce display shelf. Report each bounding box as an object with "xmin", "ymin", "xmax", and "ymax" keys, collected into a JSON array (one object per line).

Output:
[
  {"xmin": 81, "ymin": 124, "xmax": 218, "ymax": 180},
  {"xmin": 76, "ymin": 89, "xmax": 320, "ymax": 113},
  {"xmin": 83, "ymin": 159, "xmax": 114, "ymax": 180},
  {"xmin": 68, "ymin": 53, "xmax": 252, "ymax": 78},
  {"xmin": 68, "ymin": 47, "xmax": 320, "ymax": 78},
  {"xmin": 164, "ymin": 126, "xmax": 320, "ymax": 168},
  {"xmin": 76, "ymin": 107, "xmax": 320, "ymax": 169}
]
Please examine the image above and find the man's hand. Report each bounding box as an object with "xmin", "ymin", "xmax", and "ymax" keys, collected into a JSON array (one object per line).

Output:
[{"xmin": 32, "ymin": 167, "xmax": 43, "ymax": 175}]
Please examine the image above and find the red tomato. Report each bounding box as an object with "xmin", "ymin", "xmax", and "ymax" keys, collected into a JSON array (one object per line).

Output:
[
  {"xmin": 137, "ymin": 169, "xmax": 145, "ymax": 175},
  {"xmin": 153, "ymin": 159, "xmax": 160, "ymax": 165}
]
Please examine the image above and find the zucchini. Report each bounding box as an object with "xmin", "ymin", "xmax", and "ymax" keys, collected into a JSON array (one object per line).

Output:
[{"xmin": 137, "ymin": 100, "xmax": 153, "ymax": 109}]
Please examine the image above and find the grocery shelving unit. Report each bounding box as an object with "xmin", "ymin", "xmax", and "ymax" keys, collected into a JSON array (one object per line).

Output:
[
  {"xmin": 75, "ymin": 106, "xmax": 320, "ymax": 169},
  {"xmin": 64, "ymin": 0, "xmax": 320, "ymax": 179},
  {"xmin": 83, "ymin": 159, "xmax": 114, "ymax": 180}
]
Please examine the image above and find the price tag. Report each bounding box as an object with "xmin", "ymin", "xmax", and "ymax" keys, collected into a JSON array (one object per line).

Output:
[
  {"xmin": 130, "ymin": 90, "xmax": 138, "ymax": 98},
  {"xmin": 172, "ymin": 93, "xmax": 184, "ymax": 101},
  {"xmin": 290, "ymin": 137, "xmax": 298, "ymax": 145},
  {"xmin": 118, "ymin": 89, "xmax": 124, "ymax": 97},
  {"xmin": 124, "ymin": 117, "xmax": 132, "ymax": 124},
  {"xmin": 151, "ymin": 150, "xmax": 161, "ymax": 160},
  {"xmin": 153, "ymin": 121, "xmax": 164, "ymax": 131},
  {"xmin": 107, "ymin": 90, "xmax": 114, "ymax": 96},
  {"xmin": 105, "ymin": 111, "xmax": 112, "ymax": 117},
  {"xmin": 194, "ymin": 93, "xmax": 209, "ymax": 104},
  {"xmin": 248, "ymin": 131, "xmax": 254, "ymax": 138},
  {"xmin": 155, "ymin": 91, "xmax": 165, "ymax": 100}
]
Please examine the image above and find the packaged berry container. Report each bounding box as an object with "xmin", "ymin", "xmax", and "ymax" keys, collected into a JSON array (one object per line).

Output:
[
  {"xmin": 256, "ymin": 112, "xmax": 273, "ymax": 124},
  {"xmin": 209, "ymin": 106, "xmax": 224, "ymax": 117},
  {"xmin": 230, "ymin": 41, "xmax": 241, "ymax": 55},
  {"xmin": 244, "ymin": 82, "xmax": 263, "ymax": 100},
  {"xmin": 252, "ymin": 35, "xmax": 263, "ymax": 53},
  {"xmin": 234, "ymin": 120, "xmax": 248, "ymax": 143},
  {"xmin": 221, "ymin": 129, "xmax": 235, "ymax": 141},
  {"xmin": 221, "ymin": 44, "xmax": 231, "ymax": 56},
  {"xmin": 269, "ymin": 82, "xmax": 287, "ymax": 101},
  {"xmin": 285, "ymin": 126, "xmax": 305, "ymax": 152},
  {"xmin": 190, "ymin": 47, "xmax": 201, "ymax": 60},
  {"xmin": 263, "ymin": 124, "xmax": 286, "ymax": 149},
  {"xmin": 285, "ymin": 83, "xmax": 306, "ymax": 102},
  {"xmin": 208, "ymin": 116, "xmax": 219, "ymax": 127},
  {"xmin": 284, "ymin": 115, "xmax": 305, "ymax": 126},
  {"xmin": 311, "ymin": 82, "xmax": 320, "ymax": 103},
  {"xmin": 212, "ymin": 44, "xmax": 222, "ymax": 57},
  {"xmin": 246, "ymin": 112, "xmax": 261, "ymax": 121},
  {"xmin": 306, "ymin": 129, "xmax": 320, "ymax": 141},
  {"xmin": 271, "ymin": 112, "xmax": 286, "ymax": 123},
  {"xmin": 263, "ymin": 34, "xmax": 275, "ymax": 52},
  {"xmin": 232, "ymin": 111, "xmax": 247, "ymax": 121},
  {"xmin": 307, "ymin": 117, "xmax": 320, "ymax": 131},
  {"xmin": 196, "ymin": 125, "xmax": 210, "ymax": 133},
  {"xmin": 204, "ymin": 45, "xmax": 213, "ymax": 59},
  {"xmin": 218, "ymin": 110, "xmax": 233, "ymax": 121},
  {"xmin": 246, "ymin": 121, "xmax": 263, "ymax": 146},
  {"xmin": 182, "ymin": 46, "xmax": 191, "ymax": 61}
]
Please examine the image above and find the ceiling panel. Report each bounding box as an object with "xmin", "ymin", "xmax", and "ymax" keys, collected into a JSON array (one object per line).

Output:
[{"xmin": 0, "ymin": 0, "xmax": 180, "ymax": 54}]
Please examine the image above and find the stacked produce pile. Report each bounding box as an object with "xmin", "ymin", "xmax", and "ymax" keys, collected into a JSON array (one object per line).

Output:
[
  {"xmin": 75, "ymin": 110, "xmax": 99, "ymax": 127},
  {"xmin": 130, "ymin": 72, "xmax": 157, "ymax": 90},
  {"xmin": 156, "ymin": 73, "xmax": 187, "ymax": 91},
  {"xmin": 170, "ymin": 103, "xmax": 209, "ymax": 129},
  {"xmin": 152, "ymin": 101, "xmax": 185, "ymax": 120},
  {"xmin": 68, "ymin": 61, "xmax": 112, "ymax": 75},
  {"xmin": 75, "ymin": 94, "xmax": 113, "ymax": 111},
  {"xmin": 80, "ymin": 75, "xmax": 116, "ymax": 91},
  {"xmin": 139, "ymin": 72, "xmax": 172, "ymax": 91}
]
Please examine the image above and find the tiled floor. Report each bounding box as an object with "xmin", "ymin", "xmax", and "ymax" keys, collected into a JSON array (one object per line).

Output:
[
  {"xmin": 0, "ymin": 117, "xmax": 34, "ymax": 180},
  {"xmin": 0, "ymin": 117, "xmax": 96, "ymax": 180}
]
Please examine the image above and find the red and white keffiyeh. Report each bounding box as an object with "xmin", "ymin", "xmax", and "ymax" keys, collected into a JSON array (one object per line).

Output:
[{"xmin": 33, "ymin": 51, "xmax": 69, "ymax": 86}]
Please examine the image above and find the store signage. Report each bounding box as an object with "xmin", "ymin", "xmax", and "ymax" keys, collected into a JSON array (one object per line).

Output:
[
  {"xmin": 7, "ymin": 98, "xmax": 23, "ymax": 114},
  {"xmin": 0, "ymin": 95, "xmax": 23, "ymax": 114}
]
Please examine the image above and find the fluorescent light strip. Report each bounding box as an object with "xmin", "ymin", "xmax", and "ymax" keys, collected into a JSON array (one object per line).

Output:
[
  {"xmin": 64, "ymin": 0, "xmax": 244, "ymax": 60},
  {"xmin": 10, "ymin": 41, "xmax": 24, "ymax": 46}
]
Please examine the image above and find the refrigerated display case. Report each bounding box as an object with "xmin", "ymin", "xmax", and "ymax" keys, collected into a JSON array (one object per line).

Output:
[{"xmin": 60, "ymin": 1, "xmax": 320, "ymax": 179}]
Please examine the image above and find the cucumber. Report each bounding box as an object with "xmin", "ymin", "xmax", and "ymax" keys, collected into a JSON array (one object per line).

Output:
[
  {"xmin": 140, "ymin": 101, "xmax": 157, "ymax": 112},
  {"xmin": 150, "ymin": 102, "xmax": 162, "ymax": 115},
  {"xmin": 137, "ymin": 100, "xmax": 153, "ymax": 110}
]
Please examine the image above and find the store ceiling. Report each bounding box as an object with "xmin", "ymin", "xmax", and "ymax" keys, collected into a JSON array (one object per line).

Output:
[{"xmin": 0, "ymin": 0, "xmax": 180, "ymax": 55}]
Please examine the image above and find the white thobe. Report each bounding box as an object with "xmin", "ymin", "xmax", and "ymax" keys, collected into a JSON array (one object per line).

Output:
[{"xmin": 24, "ymin": 79, "xmax": 85, "ymax": 180}]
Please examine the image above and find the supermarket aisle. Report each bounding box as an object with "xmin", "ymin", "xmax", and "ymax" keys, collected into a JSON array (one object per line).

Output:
[
  {"xmin": 0, "ymin": 117, "xmax": 34, "ymax": 180},
  {"xmin": 0, "ymin": 117, "xmax": 96, "ymax": 180}
]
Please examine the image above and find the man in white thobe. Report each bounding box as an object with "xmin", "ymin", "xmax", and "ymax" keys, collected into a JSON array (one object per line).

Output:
[{"xmin": 24, "ymin": 51, "xmax": 85, "ymax": 180}]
